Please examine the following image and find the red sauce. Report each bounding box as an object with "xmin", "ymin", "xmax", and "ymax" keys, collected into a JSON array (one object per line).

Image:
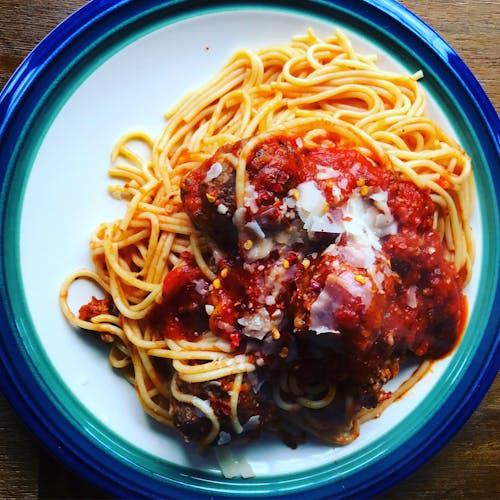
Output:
[
  {"xmin": 79, "ymin": 296, "xmax": 112, "ymax": 321},
  {"xmin": 303, "ymin": 147, "xmax": 392, "ymax": 205},
  {"xmin": 157, "ymin": 136, "xmax": 465, "ymax": 379},
  {"xmin": 74, "ymin": 134, "xmax": 469, "ymax": 447},
  {"xmin": 152, "ymin": 252, "xmax": 210, "ymax": 342},
  {"xmin": 383, "ymin": 230, "xmax": 465, "ymax": 358}
]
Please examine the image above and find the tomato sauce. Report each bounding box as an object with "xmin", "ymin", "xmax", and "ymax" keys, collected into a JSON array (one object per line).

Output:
[
  {"xmin": 155, "ymin": 135, "xmax": 465, "ymax": 381},
  {"xmin": 72, "ymin": 134, "xmax": 469, "ymax": 445},
  {"xmin": 152, "ymin": 252, "xmax": 210, "ymax": 342},
  {"xmin": 383, "ymin": 230, "xmax": 465, "ymax": 358}
]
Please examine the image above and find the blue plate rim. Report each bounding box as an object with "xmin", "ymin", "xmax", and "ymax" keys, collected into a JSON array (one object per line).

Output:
[{"xmin": 0, "ymin": 0, "xmax": 499, "ymax": 498}]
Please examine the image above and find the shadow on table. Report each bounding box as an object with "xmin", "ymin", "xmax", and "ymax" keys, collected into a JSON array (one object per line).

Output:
[{"xmin": 39, "ymin": 450, "xmax": 112, "ymax": 499}]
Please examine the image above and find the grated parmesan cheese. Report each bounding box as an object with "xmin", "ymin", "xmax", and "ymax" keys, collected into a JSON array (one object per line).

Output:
[
  {"xmin": 204, "ymin": 161, "xmax": 223, "ymax": 182},
  {"xmin": 214, "ymin": 446, "xmax": 256, "ymax": 479}
]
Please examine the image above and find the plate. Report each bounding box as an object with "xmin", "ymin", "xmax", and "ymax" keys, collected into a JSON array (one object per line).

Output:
[{"xmin": 0, "ymin": 0, "xmax": 498, "ymax": 498}]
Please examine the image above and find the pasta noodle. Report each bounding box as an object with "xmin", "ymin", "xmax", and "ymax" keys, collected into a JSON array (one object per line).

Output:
[{"xmin": 60, "ymin": 29, "xmax": 473, "ymax": 455}]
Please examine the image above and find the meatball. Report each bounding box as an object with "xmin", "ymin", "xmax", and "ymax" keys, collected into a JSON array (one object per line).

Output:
[
  {"xmin": 171, "ymin": 375, "xmax": 275, "ymax": 445},
  {"xmin": 173, "ymin": 400, "xmax": 212, "ymax": 442},
  {"xmin": 291, "ymin": 244, "xmax": 395, "ymax": 355},
  {"xmin": 245, "ymin": 136, "xmax": 304, "ymax": 229},
  {"xmin": 181, "ymin": 136, "xmax": 306, "ymax": 250},
  {"xmin": 382, "ymin": 229, "xmax": 465, "ymax": 357},
  {"xmin": 181, "ymin": 141, "xmax": 242, "ymax": 249}
]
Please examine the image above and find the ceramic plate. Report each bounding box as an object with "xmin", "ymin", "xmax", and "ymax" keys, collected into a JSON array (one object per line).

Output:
[{"xmin": 0, "ymin": 1, "xmax": 498, "ymax": 498}]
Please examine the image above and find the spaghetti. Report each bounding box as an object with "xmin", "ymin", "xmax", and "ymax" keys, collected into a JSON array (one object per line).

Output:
[{"xmin": 60, "ymin": 29, "xmax": 473, "ymax": 455}]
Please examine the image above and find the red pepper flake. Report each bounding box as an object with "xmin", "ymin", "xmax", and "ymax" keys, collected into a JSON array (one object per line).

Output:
[
  {"xmin": 415, "ymin": 340, "xmax": 429, "ymax": 356},
  {"xmin": 230, "ymin": 331, "xmax": 240, "ymax": 348},
  {"xmin": 310, "ymin": 279, "xmax": 321, "ymax": 291}
]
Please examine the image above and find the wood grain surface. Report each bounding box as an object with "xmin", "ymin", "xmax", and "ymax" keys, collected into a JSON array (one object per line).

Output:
[{"xmin": 0, "ymin": 1, "xmax": 498, "ymax": 498}]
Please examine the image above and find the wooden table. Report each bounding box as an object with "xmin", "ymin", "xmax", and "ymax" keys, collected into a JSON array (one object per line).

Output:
[{"xmin": 1, "ymin": 1, "xmax": 498, "ymax": 498}]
